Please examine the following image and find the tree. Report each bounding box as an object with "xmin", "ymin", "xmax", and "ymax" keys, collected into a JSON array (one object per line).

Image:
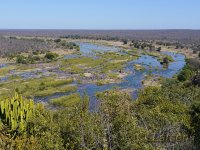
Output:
[
  {"xmin": 45, "ymin": 52, "xmax": 58, "ymax": 60},
  {"xmin": 54, "ymin": 38, "xmax": 61, "ymax": 43},
  {"xmin": 149, "ymin": 45, "xmax": 155, "ymax": 51},
  {"xmin": 190, "ymin": 100, "xmax": 200, "ymax": 149},
  {"xmin": 122, "ymin": 39, "xmax": 128, "ymax": 45},
  {"xmin": 177, "ymin": 68, "xmax": 192, "ymax": 81},
  {"xmin": 192, "ymin": 73, "xmax": 200, "ymax": 86},
  {"xmin": 16, "ymin": 55, "xmax": 27, "ymax": 64},
  {"xmin": 162, "ymin": 57, "xmax": 169, "ymax": 64},
  {"xmin": 157, "ymin": 47, "xmax": 162, "ymax": 52}
]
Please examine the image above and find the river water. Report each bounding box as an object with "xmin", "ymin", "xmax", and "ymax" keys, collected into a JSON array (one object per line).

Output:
[{"xmin": 34, "ymin": 43, "xmax": 186, "ymax": 110}]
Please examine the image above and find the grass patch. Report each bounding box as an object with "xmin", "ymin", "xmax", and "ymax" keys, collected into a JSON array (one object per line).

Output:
[
  {"xmin": 34, "ymin": 85, "xmax": 77, "ymax": 97},
  {"xmin": 0, "ymin": 77, "xmax": 75, "ymax": 98},
  {"xmin": 108, "ymin": 73, "xmax": 120, "ymax": 79},
  {"xmin": 50, "ymin": 93, "xmax": 81, "ymax": 107},
  {"xmin": 96, "ymin": 80, "xmax": 110, "ymax": 86}
]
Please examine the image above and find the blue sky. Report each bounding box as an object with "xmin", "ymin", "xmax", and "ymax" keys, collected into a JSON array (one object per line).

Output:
[{"xmin": 0, "ymin": 0, "xmax": 199, "ymax": 29}]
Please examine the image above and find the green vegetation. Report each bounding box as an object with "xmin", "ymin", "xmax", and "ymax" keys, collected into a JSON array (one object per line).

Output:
[
  {"xmin": 15, "ymin": 52, "xmax": 58, "ymax": 64},
  {"xmin": 16, "ymin": 55, "xmax": 28, "ymax": 64},
  {"xmin": 55, "ymin": 40, "xmax": 80, "ymax": 51},
  {"xmin": 0, "ymin": 67, "xmax": 14, "ymax": 76},
  {"xmin": 134, "ymin": 64, "xmax": 145, "ymax": 71},
  {"xmin": 108, "ymin": 73, "xmax": 120, "ymax": 79},
  {"xmin": 34, "ymin": 85, "xmax": 77, "ymax": 97},
  {"xmin": 178, "ymin": 59, "xmax": 198, "ymax": 81},
  {"xmin": 62, "ymin": 52, "xmax": 134, "ymax": 75},
  {"xmin": 0, "ymin": 77, "xmax": 74, "ymax": 98},
  {"xmin": 142, "ymin": 51, "xmax": 174, "ymax": 65},
  {"xmin": 50, "ymin": 93, "xmax": 81, "ymax": 107},
  {"xmin": 96, "ymin": 80, "xmax": 109, "ymax": 86},
  {"xmin": 0, "ymin": 93, "xmax": 35, "ymax": 132},
  {"xmin": 1, "ymin": 38, "xmax": 200, "ymax": 149},
  {"xmin": 44, "ymin": 52, "xmax": 59, "ymax": 61},
  {"xmin": 0, "ymin": 57, "xmax": 200, "ymax": 149}
]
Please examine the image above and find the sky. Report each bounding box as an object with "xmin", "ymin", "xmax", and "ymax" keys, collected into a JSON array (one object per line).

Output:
[{"xmin": 0, "ymin": 0, "xmax": 200, "ymax": 29}]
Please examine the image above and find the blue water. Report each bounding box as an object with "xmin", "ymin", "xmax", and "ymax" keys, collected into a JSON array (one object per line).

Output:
[
  {"xmin": 34, "ymin": 42, "xmax": 186, "ymax": 110},
  {"xmin": 78, "ymin": 42, "xmax": 119, "ymax": 54}
]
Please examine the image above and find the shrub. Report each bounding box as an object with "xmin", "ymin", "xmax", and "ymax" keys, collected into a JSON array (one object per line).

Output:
[
  {"xmin": 157, "ymin": 47, "xmax": 162, "ymax": 51},
  {"xmin": 45, "ymin": 52, "xmax": 59, "ymax": 60},
  {"xmin": 16, "ymin": 55, "xmax": 27, "ymax": 64},
  {"xmin": 190, "ymin": 100, "xmax": 200, "ymax": 149},
  {"xmin": 178, "ymin": 68, "xmax": 193, "ymax": 81},
  {"xmin": 54, "ymin": 38, "xmax": 61, "ymax": 43},
  {"xmin": 192, "ymin": 73, "xmax": 200, "ymax": 86}
]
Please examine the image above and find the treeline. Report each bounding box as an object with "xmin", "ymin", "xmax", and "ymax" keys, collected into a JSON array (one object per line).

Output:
[
  {"xmin": 0, "ymin": 36, "xmax": 54, "ymax": 56},
  {"xmin": 0, "ymin": 37, "xmax": 80, "ymax": 58},
  {"xmin": 61, "ymin": 34, "xmax": 121, "ymax": 41},
  {"xmin": 0, "ymin": 58, "xmax": 200, "ymax": 149}
]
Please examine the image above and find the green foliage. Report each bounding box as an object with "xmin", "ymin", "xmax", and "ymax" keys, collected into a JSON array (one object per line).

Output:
[
  {"xmin": 96, "ymin": 80, "xmax": 109, "ymax": 86},
  {"xmin": 121, "ymin": 39, "xmax": 128, "ymax": 45},
  {"xmin": 0, "ymin": 93, "xmax": 35, "ymax": 132},
  {"xmin": 16, "ymin": 54, "xmax": 43, "ymax": 64},
  {"xmin": 177, "ymin": 59, "xmax": 200, "ymax": 81},
  {"xmin": 157, "ymin": 47, "xmax": 161, "ymax": 51},
  {"xmin": 50, "ymin": 93, "xmax": 81, "ymax": 107},
  {"xmin": 190, "ymin": 98, "xmax": 200, "ymax": 149},
  {"xmin": 44, "ymin": 52, "xmax": 59, "ymax": 60},
  {"xmin": 1, "ymin": 47, "xmax": 200, "ymax": 149},
  {"xmin": 0, "ymin": 77, "xmax": 75, "ymax": 98},
  {"xmin": 97, "ymin": 90, "xmax": 151, "ymax": 149},
  {"xmin": 54, "ymin": 38, "xmax": 61, "ymax": 43},
  {"xmin": 192, "ymin": 72, "xmax": 200, "ymax": 86},
  {"xmin": 56, "ymin": 40, "xmax": 80, "ymax": 51},
  {"xmin": 178, "ymin": 66, "xmax": 193, "ymax": 81},
  {"xmin": 16, "ymin": 55, "xmax": 27, "ymax": 64}
]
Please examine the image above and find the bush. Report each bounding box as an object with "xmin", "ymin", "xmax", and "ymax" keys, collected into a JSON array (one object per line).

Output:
[
  {"xmin": 54, "ymin": 38, "xmax": 61, "ymax": 43},
  {"xmin": 192, "ymin": 73, "xmax": 200, "ymax": 86},
  {"xmin": 187, "ymin": 59, "xmax": 200, "ymax": 70},
  {"xmin": 178, "ymin": 68, "xmax": 193, "ymax": 81},
  {"xmin": 44, "ymin": 52, "xmax": 59, "ymax": 60},
  {"xmin": 32, "ymin": 50, "xmax": 39, "ymax": 55},
  {"xmin": 121, "ymin": 39, "xmax": 128, "ymax": 45},
  {"xmin": 16, "ymin": 55, "xmax": 27, "ymax": 64},
  {"xmin": 190, "ymin": 100, "xmax": 200, "ymax": 148},
  {"xmin": 157, "ymin": 47, "xmax": 162, "ymax": 51}
]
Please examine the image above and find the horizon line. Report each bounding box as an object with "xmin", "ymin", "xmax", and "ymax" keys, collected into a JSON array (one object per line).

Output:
[{"xmin": 0, "ymin": 29, "xmax": 200, "ymax": 31}]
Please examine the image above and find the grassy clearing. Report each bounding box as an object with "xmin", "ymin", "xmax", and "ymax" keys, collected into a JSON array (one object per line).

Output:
[{"xmin": 50, "ymin": 93, "xmax": 81, "ymax": 107}]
